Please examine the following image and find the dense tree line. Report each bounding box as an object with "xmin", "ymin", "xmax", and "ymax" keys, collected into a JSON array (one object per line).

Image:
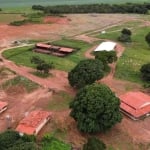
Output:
[{"xmin": 32, "ymin": 3, "xmax": 150, "ymax": 14}]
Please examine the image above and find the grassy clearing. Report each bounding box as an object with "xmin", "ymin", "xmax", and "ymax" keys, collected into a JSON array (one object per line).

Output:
[
  {"xmin": 42, "ymin": 135, "xmax": 71, "ymax": 150},
  {"xmin": 0, "ymin": 14, "xmax": 24, "ymax": 23},
  {"xmin": 2, "ymin": 76, "xmax": 39, "ymax": 92},
  {"xmin": 115, "ymin": 27, "xmax": 150, "ymax": 83},
  {"xmin": 91, "ymin": 21, "xmax": 141, "ymax": 41},
  {"xmin": 2, "ymin": 39, "xmax": 91, "ymax": 71},
  {"xmin": 47, "ymin": 91, "xmax": 73, "ymax": 111},
  {"xmin": 93, "ymin": 22, "xmax": 150, "ymax": 84}
]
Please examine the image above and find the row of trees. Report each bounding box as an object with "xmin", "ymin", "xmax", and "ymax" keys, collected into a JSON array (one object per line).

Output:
[
  {"xmin": 68, "ymin": 46, "xmax": 122, "ymax": 135},
  {"xmin": 32, "ymin": 3, "xmax": 150, "ymax": 14}
]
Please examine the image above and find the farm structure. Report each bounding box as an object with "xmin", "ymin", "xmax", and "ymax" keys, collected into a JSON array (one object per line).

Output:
[
  {"xmin": 34, "ymin": 43, "xmax": 74, "ymax": 57},
  {"xmin": 0, "ymin": 101, "xmax": 8, "ymax": 114},
  {"xmin": 16, "ymin": 110, "xmax": 52, "ymax": 135},
  {"xmin": 94, "ymin": 41, "xmax": 117, "ymax": 52},
  {"xmin": 119, "ymin": 92, "xmax": 150, "ymax": 120}
]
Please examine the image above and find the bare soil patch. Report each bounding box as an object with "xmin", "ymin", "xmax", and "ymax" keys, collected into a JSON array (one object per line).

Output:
[{"xmin": 0, "ymin": 14, "xmax": 140, "ymax": 47}]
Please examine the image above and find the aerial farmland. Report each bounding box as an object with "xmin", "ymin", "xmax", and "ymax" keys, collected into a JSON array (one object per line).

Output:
[{"xmin": 0, "ymin": 1, "xmax": 150, "ymax": 150}]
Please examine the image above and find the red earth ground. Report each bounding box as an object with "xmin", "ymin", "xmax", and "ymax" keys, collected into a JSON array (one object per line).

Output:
[
  {"xmin": 0, "ymin": 14, "xmax": 150, "ymax": 149},
  {"xmin": 43, "ymin": 16, "xmax": 70, "ymax": 24}
]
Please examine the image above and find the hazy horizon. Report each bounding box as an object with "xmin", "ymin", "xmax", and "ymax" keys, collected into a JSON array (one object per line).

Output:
[{"xmin": 0, "ymin": 0, "xmax": 149, "ymax": 8}]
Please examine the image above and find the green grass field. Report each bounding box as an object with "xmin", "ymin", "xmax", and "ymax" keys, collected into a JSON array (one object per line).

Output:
[
  {"xmin": 0, "ymin": 14, "xmax": 24, "ymax": 23},
  {"xmin": 2, "ymin": 39, "xmax": 92, "ymax": 71},
  {"xmin": 2, "ymin": 76, "xmax": 39, "ymax": 92},
  {"xmin": 94, "ymin": 23, "xmax": 150, "ymax": 84}
]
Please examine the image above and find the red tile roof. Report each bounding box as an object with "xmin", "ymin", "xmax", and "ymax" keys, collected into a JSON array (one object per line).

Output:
[
  {"xmin": 119, "ymin": 92, "xmax": 150, "ymax": 119},
  {"xmin": 36, "ymin": 43, "xmax": 51, "ymax": 49},
  {"xmin": 0, "ymin": 101, "xmax": 8, "ymax": 110},
  {"xmin": 16, "ymin": 110, "xmax": 52, "ymax": 135},
  {"xmin": 59, "ymin": 47, "xmax": 74, "ymax": 53}
]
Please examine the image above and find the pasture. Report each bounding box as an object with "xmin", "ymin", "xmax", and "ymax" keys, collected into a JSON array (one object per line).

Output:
[
  {"xmin": 93, "ymin": 22, "xmax": 150, "ymax": 84},
  {"xmin": 2, "ymin": 39, "xmax": 92, "ymax": 71}
]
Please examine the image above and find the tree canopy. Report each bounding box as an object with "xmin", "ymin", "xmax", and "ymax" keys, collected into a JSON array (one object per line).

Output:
[
  {"xmin": 140, "ymin": 63, "xmax": 150, "ymax": 82},
  {"xmin": 31, "ymin": 56, "xmax": 54, "ymax": 74},
  {"xmin": 95, "ymin": 51, "xmax": 117, "ymax": 64},
  {"xmin": 68, "ymin": 59, "xmax": 104, "ymax": 89},
  {"xmin": 145, "ymin": 32, "xmax": 150, "ymax": 47},
  {"xmin": 83, "ymin": 137, "xmax": 106, "ymax": 150},
  {"xmin": 118, "ymin": 28, "xmax": 132, "ymax": 42},
  {"xmin": 121, "ymin": 28, "xmax": 132, "ymax": 36},
  {"xmin": 0, "ymin": 130, "xmax": 38, "ymax": 150},
  {"xmin": 70, "ymin": 83, "xmax": 122, "ymax": 133}
]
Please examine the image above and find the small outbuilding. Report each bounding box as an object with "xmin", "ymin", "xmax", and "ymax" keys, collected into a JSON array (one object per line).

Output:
[
  {"xmin": 16, "ymin": 110, "xmax": 52, "ymax": 135},
  {"xmin": 94, "ymin": 41, "xmax": 117, "ymax": 52},
  {"xmin": 0, "ymin": 101, "xmax": 8, "ymax": 114},
  {"xmin": 119, "ymin": 92, "xmax": 150, "ymax": 120}
]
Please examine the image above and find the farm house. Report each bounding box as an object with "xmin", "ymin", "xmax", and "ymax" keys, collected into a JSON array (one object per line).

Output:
[
  {"xmin": 34, "ymin": 43, "xmax": 74, "ymax": 57},
  {"xmin": 94, "ymin": 41, "xmax": 117, "ymax": 52},
  {"xmin": 0, "ymin": 101, "xmax": 8, "ymax": 114},
  {"xmin": 16, "ymin": 110, "xmax": 52, "ymax": 135},
  {"xmin": 119, "ymin": 92, "xmax": 150, "ymax": 120}
]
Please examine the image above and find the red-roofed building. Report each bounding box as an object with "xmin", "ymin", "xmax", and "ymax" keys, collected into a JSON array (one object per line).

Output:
[
  {"xmin": 0, "ymin": 101, "xmax": 8, "ymax": 114},
  {"xmin": 59, "ymin": 47, "xmax": 74, "ymax": 53},
  {"xmin": 34, "ymin": 43, "xmax": 74, "ymax": 57},
  {"xmin": 119, "ymin": 92, "xmax": 150, "ymax": 120},
  {"xmin": 16, "ymin": 110, "xmax": 52, "ymax": 135},
  {"xmin": 36, "ymin": 43, "xmax": 51, "ymax": 49}
]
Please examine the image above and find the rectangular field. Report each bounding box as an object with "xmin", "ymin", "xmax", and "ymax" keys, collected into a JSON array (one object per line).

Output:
[{"xmin": 2, "ymin": 39, "xmax": 92, "ymax": 71}]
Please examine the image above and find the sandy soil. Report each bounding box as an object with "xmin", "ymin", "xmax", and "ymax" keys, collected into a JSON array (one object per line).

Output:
[{"xmin": 0, "ymin": 87, "xmax": 52, "ymax": 131}]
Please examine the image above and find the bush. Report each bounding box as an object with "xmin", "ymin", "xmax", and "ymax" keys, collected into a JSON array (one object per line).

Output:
[
  {"xmin": 10, "ymin": 20, "xmax": 28, "ymax": 26},
  {"xmin": 83, "ymin": 137, "xmax": 106, "ymax": 150},
  {"xmin": 121, "ymin": 28, "xmax": 132, "ymax": 36},
  {"xmin": 145, "ymin": 32, "xmax": 150, "ymax": 47},
  {"xmin": 118, "ymin": 34, "xmax": 131, "ymax": 42},
  {"xmin": 140, "ymin": 63, "xmax": 150, "ymax": 82}
]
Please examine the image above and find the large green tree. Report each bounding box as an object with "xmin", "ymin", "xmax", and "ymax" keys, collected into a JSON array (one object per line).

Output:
[
  {"xmin": 68, "ymin": 59, "xmax": 104, "ymax": 89},
  {"xmin": 0, "ymin": 130, "xmax": 38, "ymax": 150},
  {"xmin": 118, "ymin": 28, "xmax": 132, "ymax": 42},
  {"xmin": 83, "ymin": 137, "xmax": 106, "ymax": 150},
  {"xmin": 70, "ymin": 83, "xmax": 122, "ymax": 133},
  {"xmin": 140, "ymin": 63, "xmax": 150, "ymax": 82},
  {"xmin": 145, "ymin": 32, "xmax": 150, "ymax": 47}
]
